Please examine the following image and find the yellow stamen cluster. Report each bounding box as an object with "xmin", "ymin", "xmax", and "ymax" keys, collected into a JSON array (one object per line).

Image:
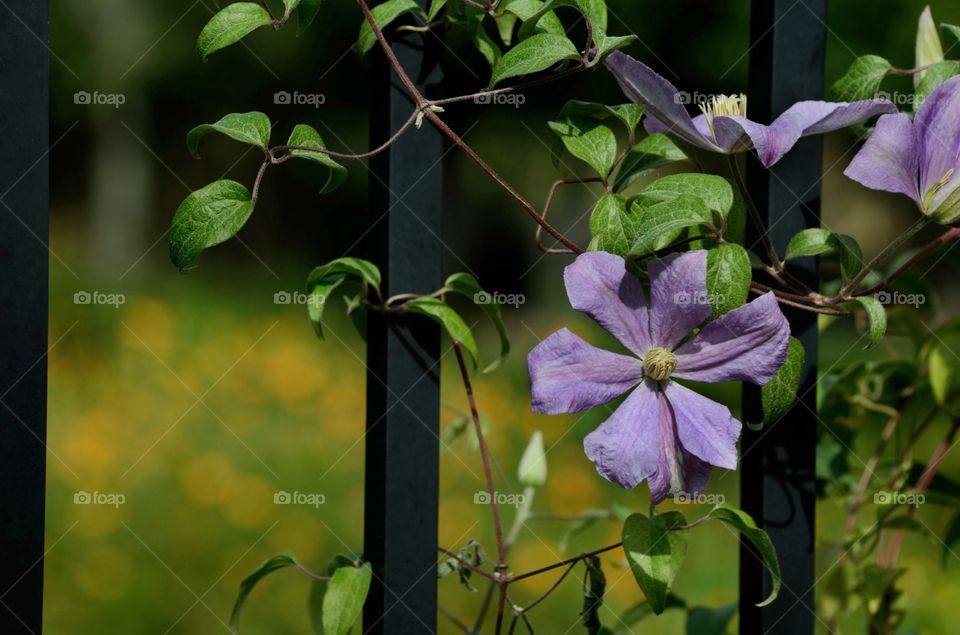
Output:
[
  {"xmin": 923, "ymin": 168, "xmax": 956, "ymax": 212},
  {"xmin": 643, "ymin": 347, "xmax": 677, "ymax": 382},
  {"xmin": 699, "ymin": 94, "xmax": 748, "ymax": 142}
]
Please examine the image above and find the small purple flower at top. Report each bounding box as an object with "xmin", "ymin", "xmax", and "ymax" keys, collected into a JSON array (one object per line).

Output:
[
  {"xmin": 845, "ymin": 76, "xmax": 960, "ymax": 224},
  {"xmin": 526, "ymin": 251, "xmax": 790, "ymax": 503},
  {"xmin": 604, "ymin": 51, "xmax": 896, "ymax": 168}
]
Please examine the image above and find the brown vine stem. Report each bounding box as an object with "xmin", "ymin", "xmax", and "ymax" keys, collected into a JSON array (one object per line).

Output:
[
  {"xmin": 510, "ymin": 542, "xmax": 623, "ymax": 583},
  {"xmin": 251, "ymin": 158, "xmax": 271, "ymax": 204},
  {"xmin": 356, "ymin": 0, "xmax": 584, "ymax": 254},
  {"xmin": 855, "ymin": 227, "xmax": 960, "ymax": 297},
  {"xmin": 829, "ymin": 217, "xmax": 932, "ymax": 303},
  {"xmin": 837, "ymin": 407, "xmax": 900, "ymax": 565},
  {"xmin": 272, "ymin": 111, "xmax": 419, "ymax": 161},
  {"xmin": 749, "ymin": 281, "xmax": 848, "ymax": 316},
  {"xmin": 881, "ymin": 417, "xmax": 960, "ymax": 569},
  {"xmin": 451, "ymin": 339, "xmax": 509, "ymax": 633},
  {"xmin": 437, "ymin": 547, "xmax": 500, "ymax": 582},
  {"xmin": 535, "ymin": 178, "xmax": 600, "ymax": 253}
]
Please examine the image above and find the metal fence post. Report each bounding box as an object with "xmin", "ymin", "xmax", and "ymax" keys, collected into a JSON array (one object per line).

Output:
[
  {"xmin": 364, "ymin": 2, "xmax": 443, "ymax": 632},
  {"xmin": 740, "ymin": 1, "xmax": 825, "ymax": 633},
  {"xmin": 0, "ymin": 1, "xmax": 49, "ymax": 633}
]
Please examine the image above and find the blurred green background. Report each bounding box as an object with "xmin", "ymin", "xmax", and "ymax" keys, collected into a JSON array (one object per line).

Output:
[{"xmin": 44, "ymin": 1, "xmax": 960, "ymax": 633}]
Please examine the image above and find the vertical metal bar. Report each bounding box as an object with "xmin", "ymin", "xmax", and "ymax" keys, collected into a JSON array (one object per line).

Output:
[
  {"xmin": 740, "ymin": 1, "xmax": 824, "ymax": 633},
  {"xmin": 364, "ymin": 2, "xmax": 443, "ymax": 633},
  {"xmin": 0, "ymin": 1, "xmax": 49, "ymax": 633}
]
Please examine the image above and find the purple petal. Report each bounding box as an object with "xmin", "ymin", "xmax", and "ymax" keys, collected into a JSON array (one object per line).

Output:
[
  {"xmin": 644, "ymin": 389, "xmax": 716, "ymax": 503},
  {"xmin": 713, "ymin": 99, "xmax": 897, "ymax": 168},
  {"xmin": 648, "ymin": 250, "xmax": 710, "ymax": 349},
  {"xmin": 604, "ymin": 52, "xmax": 718, "ymax": 152},
  {"xmin": 564, "ymin": 252, "xmax": 653, "ymax": 356},
  {"xmin": 844, "ymin": 113, "xmax": 921, "ymax": 205},
  {"xmin": 795, "ymin": 99, "xmax": 897, "ymax": 136},
  {"xmin": 672, "ymin": 292, "xmax": 790, "ymax": 384},
  {"xmin": 916, "ymin": 76, "xmax": 960, "ymax": 209},
  {"xmin": 583, "ymin": 381, "xmax": 661, "ymax": 488},
  {"xmin": 528, "ymin": 328, "xmax": 643, "ymax": 415},
  {"xmin": 665, "ymin": 381, "xmax": 741, "ymax": 470}
]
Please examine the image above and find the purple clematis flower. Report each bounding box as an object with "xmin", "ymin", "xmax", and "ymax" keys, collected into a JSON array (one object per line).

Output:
[
  {"xmin": 527, "ymin": 251, "xmax": 790, "ymax": 502},
  {"xmin": 604, "ymin": 51, "xmax": 897, "ymax": 168},
  {"xmin": 845, "ymin": 76, "xmax": 960, "ymax": 224}
]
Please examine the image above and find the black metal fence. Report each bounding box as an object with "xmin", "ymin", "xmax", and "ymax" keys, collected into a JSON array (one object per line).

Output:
[{"xmin": 0, "ymin": 1, "xmax": 823, "ymax": 633}]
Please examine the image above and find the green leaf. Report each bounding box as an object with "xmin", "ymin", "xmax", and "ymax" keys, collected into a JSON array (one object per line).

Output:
[
  {"xmin": 308, "ymin": 555, "xmax": 355, "ymax": 634},
  {"xmin": 614, "ymin": 134, "xmax": 688, "ymax": 193},
  {"xmin": 229, "ymin": 551, "xmax": 298, "ymax": 633},
  {"xmin": 594, "ymin": 33, "xmax": 637, "ymax": 58},
  {"xmin": 639, "ymin": 173, "xmax": 736, "ymax": 220},
  {"xmin": 784, "ymin": 228, "xmax": 863, "ymax": 281},
  {"xmin": 170, "ymin": 180, "xmax": 254, "ymax": 271},
  {"xmin": 441, "ymin": 272, "xmax": 511, "ymax": 373},
  {"xmin": 518, "ymin": 430, "xmax": 548, "ymax": 487},
  {"xmin": 627, "ymin": 194, "xmax": 713, "ymax": 255},
  {"xmin": 705, "ymin": 244, "xmax": 751, "ymax": 317},
  {"xmin": 517, "ymin": 0, "xmax": 605, "ymax": 45},
  {"xmin": 283, "ymin": 0, "xmax": 302, "ymax": 12},
  {"xmin": 588, "ymin": 194, "xmax": 635, "ymax": 257},
  {"xmin": 916, "ymin": 6, "xmax": 945, "ymax": 88},
  {"xmin": 322, "ymin": 563, "xmax": 373, "ymax": 635},
  {"xmin": 437, "ymin": 540, "xmax": 487, "ymax": 591},
  {"xmin": 622, "ymin": 511, "xmax": 689, "ymax": 615},
  {"xmin": 448, "ymin": 13, "xmax": 502, "ymax": 69},
  {"xmin": 760, "ymin": 337, "xmax": 805, "ymax": 426},
  {"xmin": 849, "ymin": 296, "xmax": 887, "ymax": 349},
  {"xmin": 557, "ymin": 100, "xmax": 645, "ymax": 133},
  {"xmin": 830, "ymin": 55, "xmax": 892, "ymax": 102},
  {"xmin": 706, "ymin": 504, "xmax": 780, "ymax": 607},
  {"xmin": 305, "ymin": 258, "xmax": 381, "ymax": 339},
  {"xmin": 188, "ymin": 112, "xmax": 272, "ymax": 159},
  {"xmin": 488, "ymin": 33, "xmax": 580, "ymax": 88},
  {"xmin": 943, "ymin": 23, "xmax": 960, "ymax": 51},
  {"xmin": 547, "ymin": 117, "xmax": 618, "ymax": 178},
  {"xmin": 357, "ymin": 0, "xmax": 422, "ymax": 56},
  {"xmin": 296, "ymin": 0, "xmax": 324, "ymax": 34},
  {"xmin": 440, "ymin": 414, "xmax": 491, "ymax": 452},
  {"xmin": 685, "ymin": 602, "xmax": 737, "ymax": 635},
  {"xmin": 501, "ymin": 0, "xmax": 564, "ymax": 36},
  {"xmin": 915, "ymin": 60, "xmax": 959, "ymax": 111},
  {"xmin": 580, "ymin": 555, "xmax": 606, "ymax": 635},
  {"xmin": 286, "ymin": 124, "xmax": 347, "ymax": 194},
  {"xmin": 427, "ymin": 0, "xmax": 447, "ymax": 21},
  {"xmin": 198, "ymin": 3, "xmax": 274, "ymax": 60},
  {"xmin": 405, "ymin": 298, "xmax": 479, "ymax": 368}
]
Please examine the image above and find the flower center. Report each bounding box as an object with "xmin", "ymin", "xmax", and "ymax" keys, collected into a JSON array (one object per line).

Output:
[
  {"xmin": 643, "ymin": 347, "xmax": 677, "ymax": 382},
  {"xmin": 922, "ymin": 168, "xmax": 956, "ymax": 212},
  {"xmin": 698, "ymin": 94, "xmax": 747, "ymax": 143}
]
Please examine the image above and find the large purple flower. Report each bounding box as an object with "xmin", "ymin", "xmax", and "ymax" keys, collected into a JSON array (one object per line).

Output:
[
  {"xmin": 527, "ymin": 251, "xmax": 790, "ymax": 502},
  {"xmin": 605, "ymin": 51, "xmax": 897, "ymax": 168},
  {"xmin": 845, "ymin": 76, "xmax": 960, "ymax": 224}
]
